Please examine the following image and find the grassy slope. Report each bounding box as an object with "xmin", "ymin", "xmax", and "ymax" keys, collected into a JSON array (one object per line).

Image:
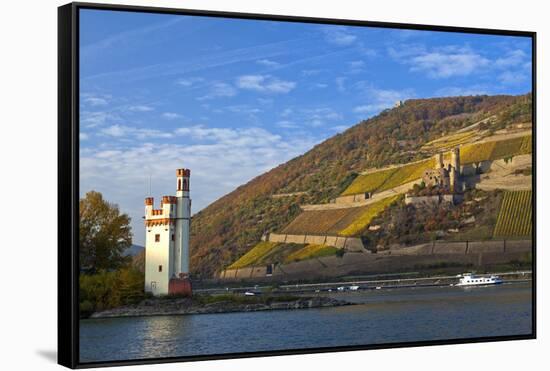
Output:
[
  {"xmin": 284, "ymin": 245, "xmax": 339, "ymax": 263},
  {"xmin": 227, "ymin": 241, "xmax": 279, "ymax": 269},
  {"xmin": 190, "ymin": 94, "xmax": 532, "ymax": 277}
]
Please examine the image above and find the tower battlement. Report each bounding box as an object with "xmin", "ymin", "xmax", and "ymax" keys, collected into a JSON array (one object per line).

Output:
[
  {"xmin": 162, "ymin": 195, "xmax": 177, "ymax": 204},
  {"xmin": 176, "ymin": 168, "xmax": 190, "ymax": 177}
]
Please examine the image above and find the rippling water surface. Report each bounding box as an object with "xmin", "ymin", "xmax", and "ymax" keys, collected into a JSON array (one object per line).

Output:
[{"xmin": 80, "ymin": 282, "xmax": 532, "ymax": 363}]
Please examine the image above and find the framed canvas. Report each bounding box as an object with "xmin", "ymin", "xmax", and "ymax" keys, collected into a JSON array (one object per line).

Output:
[{"xmin": 58, "ymin": 2, "xmax": 536, "ymax": 368}]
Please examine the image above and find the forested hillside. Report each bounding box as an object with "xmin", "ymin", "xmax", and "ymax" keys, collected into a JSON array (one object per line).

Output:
[{"xmin": 189, "ymin": 94, "xmax": 532, "ymax": 277}]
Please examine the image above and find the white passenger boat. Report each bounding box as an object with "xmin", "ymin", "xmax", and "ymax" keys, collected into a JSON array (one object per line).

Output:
[
  {"xmin": 348, "ymin": 285, "xmax": 359, "ymax": 291},
  {"xmin": 455, "ymin": 273, "xmax": 503, "ymax": 286}
]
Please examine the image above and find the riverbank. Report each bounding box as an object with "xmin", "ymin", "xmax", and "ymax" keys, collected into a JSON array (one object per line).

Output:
[
  {"xmin": 195, "ymin": 270, "xmax": 532, "ymax": 295},
  {"xmin": 90, "ymin": 295, "xmax": 352, "ymax": 319}
]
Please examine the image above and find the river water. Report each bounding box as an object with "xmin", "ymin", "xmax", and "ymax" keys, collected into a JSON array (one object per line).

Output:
[{"xmin": 79, "ymin": 282, "xmax": 532, "ymax": 363}]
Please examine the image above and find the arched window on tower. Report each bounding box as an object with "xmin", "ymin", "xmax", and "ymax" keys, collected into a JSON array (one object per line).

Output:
[
  {"xmin": 178, "ymin": 179, "xmax": 182, "ymax": 191},
  {"xmin": 183, "ymin": 179, "xmax": 188, "ymax": 191}
]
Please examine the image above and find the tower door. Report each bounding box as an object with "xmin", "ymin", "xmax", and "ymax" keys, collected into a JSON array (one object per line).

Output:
[{"xmin": 151, "ymin": 281, "xmax": 157, "ymax": 293}]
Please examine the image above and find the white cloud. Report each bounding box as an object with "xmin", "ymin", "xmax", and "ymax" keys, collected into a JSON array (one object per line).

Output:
[
  {"xmin": 80, "ymin": 125, "xmax": 319, "ymax": 245},
  {"xmin": 256, "ymin": 59, "xmax": 280, "ymax": 68},
  {"xmin": 495, "ymin": 49, "xmax": 527, "ymax": 69},
  {"xmin": 301, "ymin": 69, "xmax": 324, "ymax": 76},
  {"xmin": 257, "ymin": 98, "xmax": 274, "ymax": 106},
  {"xmin": 331, "ymin": 124, "xmax": 351, "ymax": 132},
  {"xmin": 276, "ymin": 120, "xmax": 299, "ymax": 129},
  {"xmin": 298, "ymin": 107, "xmax": 344, "ymax": 127},
  {"xmin": 392, "ymin": 29, "xmax": 424, "ymax": 41},
  {"xmin": 176, "ymin": 77, "xmax": 204, "ymax": 87},
  {"xmin": 390, "ymin": 45, "xmax": 490, "ymax": 78},
  {"xmin": 498, "ymin": 71, "xmax": 528, "ymax": 85},
  {"xmin": 313, "ymin": 83, "xmax": 328, "ymax": 89},
  {"xmin": 353, "ymin": 88, "xmax": 414, "ymax": 115},
  {"xmin": 435, "ymin": 86, "xmax": 489, "ymax": 97},
  {"xmin": 387, "ymin": 44, "xmax": 427, "ymax": 60},
  {"xmin": 410, "ymin": 48, "xmax": 490, "ymax": 78},
  {"xmin": 101, "ymin": 124, "xmax": 173, "ymax": 139},
  {"xmin": 225, "ymin": 105, "xmax": 262, "ymax": 114},
  {"xmin": 322, "ymin": 27, "xmax": 357, "ymax": 46},
  {"xmin": 100, "ymin": 125, "xmax": 130, "ymax": 138},
  {"xmin": 81, "ymin": 111, "xmax": 120, "ymax": 128},
  {"xmin": 80, "ymin": 133, "xmax": 90, "ymax": 141},
  {"xmin": 348, "ymin": 60, "xmax": 365, "ymax": 73},
  {"xmin": 81, "ymin": 17, "xmax": 184, "ymax": 57},
  {"xmin": 162, "ymin": 112, "xmax": 183, "ymax": 120},
  {"xmin": 197, "ymin": 82, "xmax": 237, "ymax": 100},
  {"xmin": 237, "ymin": 75, "xmax": 296, "ymax": 94},
  {"xmin": 280, "ymin": 108, "xmax": 293, "ymax": 117},
  {"xmin": 494, "ymin": 49, "xmax": 530, "ymax": 86},
  {"xmin": 127, "ymin": 105, "xmax": 154, "ymax": 112},
  {"xmin": 174, "ymin": 125, "xmax": 282, "ymax": 146},
  {"xmin": 84, "ymin": 96, "xmax": 108, "ymax": 107},
  {"xmin": 335, "ymin": 77, "xmax": 347, "ymax": 92},
  {"xmin": 82, "ymin": 93, "xmax": 112, "ymax": 107}
]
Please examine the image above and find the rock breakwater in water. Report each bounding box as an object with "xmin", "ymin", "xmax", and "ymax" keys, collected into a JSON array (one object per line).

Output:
[{"xmin": 90, "ymin": 295, "xmax": 351, "ymax": 319}]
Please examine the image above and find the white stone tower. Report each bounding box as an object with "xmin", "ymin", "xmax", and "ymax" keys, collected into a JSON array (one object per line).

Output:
[{"xmin": 144, "ymin": 168, "xmax": 192, "ymax": 296}]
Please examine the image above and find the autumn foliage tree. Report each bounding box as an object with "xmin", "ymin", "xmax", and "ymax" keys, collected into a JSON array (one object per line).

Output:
[{"xmin": 79, "ymin": 191, "xmax": 132, "ymax": 272}]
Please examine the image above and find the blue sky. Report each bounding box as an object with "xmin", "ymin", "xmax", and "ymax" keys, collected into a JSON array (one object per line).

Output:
[{"xmin": 79, "ymin": 9, "xmax": 532, "ymax": 245}]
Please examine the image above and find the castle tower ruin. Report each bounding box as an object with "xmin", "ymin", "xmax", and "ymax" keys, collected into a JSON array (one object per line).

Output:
[
  {"xmin": 450, "ymin": 148, "xmax": 461, "ymax": 192},
  {"xmin": 434, "ymin": 152, "xmax": 444, "ymax": 169}
]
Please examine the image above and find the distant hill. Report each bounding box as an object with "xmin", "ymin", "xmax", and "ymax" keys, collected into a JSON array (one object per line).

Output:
[
  {"xmin": 189, "ymin": 94, "xmax": 532, "ymax": 277},
  {"xmin": 124, "ymin": 244, "xmax": 144, "ymax": 257}
]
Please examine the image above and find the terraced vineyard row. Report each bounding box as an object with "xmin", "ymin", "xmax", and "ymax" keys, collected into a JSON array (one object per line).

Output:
[
  {"xmin": 343, "ymin": 159, "xmax": 434, "ymax": 196},
  {"xmin": 493, "ymin": 190, "xmax": 532, "ymax": 238},
  {"xmin": 339, "ymin": 195, "xmax": 400, "ymax": 236},
  {"xmin": 282, "ymin": 196, "xmax": 399, "ymax": 236},
  {"xmin": 422, "ymin": 130, "xmax": 478, "ymax": 150},
  {"xmin": 461, "ymin": 134, "xmax": 532, "ymax": 164},
  {"xmin": 519, "ymin": 134, "xmax": 532, "ymax": 154},
  {"xmin": 460, "ymin": 141, "xmax": 496, "ymax": 163},
  {"xmin": 282, "ymin": 207, "xmax": 358, "ymax": 235},
  {"xmin": 341, "ymin": 167, "xmax": 397, "ymax": 196}
]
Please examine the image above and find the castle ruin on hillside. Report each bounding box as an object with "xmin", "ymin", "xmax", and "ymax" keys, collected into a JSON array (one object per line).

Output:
[
  {"xmin": 405, "ymin": 147, "xmax": 463, "ymax": 206},
  {"xmin": 421, "ymin": 148, "xmax": 461, "ymax": 193}
]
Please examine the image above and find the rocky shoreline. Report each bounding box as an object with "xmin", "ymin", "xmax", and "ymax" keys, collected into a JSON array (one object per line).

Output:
[{"xmin": 89, "ymin": 296, "xmax": 352, "ymax": 319}]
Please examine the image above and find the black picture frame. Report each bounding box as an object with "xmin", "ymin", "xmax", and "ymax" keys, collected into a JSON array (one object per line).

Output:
[{"xmin": 58, "ymin": 2, "xmax": 537, "ymax": 368}]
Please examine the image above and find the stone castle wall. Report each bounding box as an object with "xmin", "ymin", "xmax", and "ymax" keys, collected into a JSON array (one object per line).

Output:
[
  {"xmin": 267, "ymin": 233, "xmax": 365, "ymax": 251},
  {"xmin": 404, "ymin": 194, "xmax": 463, "ymax": 206}
]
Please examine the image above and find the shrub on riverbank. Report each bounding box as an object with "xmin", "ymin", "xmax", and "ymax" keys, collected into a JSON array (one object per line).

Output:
[{"xmin": 79, "ymin": 267, "xmax": 145, "ymax": 318}]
